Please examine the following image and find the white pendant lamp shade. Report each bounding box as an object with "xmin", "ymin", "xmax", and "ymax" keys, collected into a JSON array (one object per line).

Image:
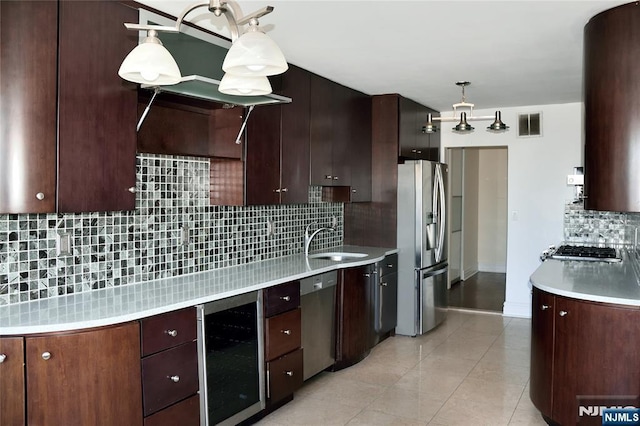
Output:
[
  {"xmin": 222, "ymin": 29, "xmax": 288, "ymax": 77},
  {"xmin": 218, "ymin": 73, "xmax": 272, "ymax": 96},
  {"xmin": 118, "ymin": 34, "xmax": 181, "ymax": 85}
]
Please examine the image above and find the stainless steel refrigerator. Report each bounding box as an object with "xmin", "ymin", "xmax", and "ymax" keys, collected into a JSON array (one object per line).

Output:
[{"xmin": 396, "ymin": 160, "xmax": 448, "ymax": 336}]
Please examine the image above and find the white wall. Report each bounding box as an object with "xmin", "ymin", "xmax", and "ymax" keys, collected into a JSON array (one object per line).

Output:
[
  {"xmin": 477, "ymin": 148, "xmax": 508, "ymax": 273},
  {"xmin": 440, "ymin": 103, "xmax": 582, "ymax": 317},
  {"xmin": 462, "ymin": 149, "xmax": 479, "ymax": 279}
]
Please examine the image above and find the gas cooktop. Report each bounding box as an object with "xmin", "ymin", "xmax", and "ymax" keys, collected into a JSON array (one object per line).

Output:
[{"xmin": 547, "ymin": 244, "xmax": 622, "ymax": 263}]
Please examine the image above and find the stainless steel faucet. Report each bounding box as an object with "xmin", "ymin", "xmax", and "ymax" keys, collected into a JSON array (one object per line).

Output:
[{"xmin": 304, "ymin": 221, "xmax": 335, "ymax": 257}]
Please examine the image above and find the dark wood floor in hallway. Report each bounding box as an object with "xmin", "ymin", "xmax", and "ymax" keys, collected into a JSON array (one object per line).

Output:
[{"xmin": 448, "ymin": 272, "xmax": 506, "ymax": 313}]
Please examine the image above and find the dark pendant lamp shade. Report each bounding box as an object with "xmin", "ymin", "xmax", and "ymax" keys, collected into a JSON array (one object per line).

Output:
[
  {"xmin": 453, "ymin": 112, "xmax": 474, "ymax": 132},
  {"xmin": 487, "ymin": 111, "xmax": 509, "ymax": 132}
]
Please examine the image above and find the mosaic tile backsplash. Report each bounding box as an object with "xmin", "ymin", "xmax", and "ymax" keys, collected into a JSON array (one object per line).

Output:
[
  {"xmin": 0, "ymin": 154, "xmax": 343, "ymax": 306},
  {"xmin": 564, "ymin": 201, "xmax": 640, "ymax": 245}
]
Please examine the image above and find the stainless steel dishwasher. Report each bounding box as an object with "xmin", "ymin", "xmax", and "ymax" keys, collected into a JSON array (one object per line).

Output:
[{"xmin": 300, "ymin": 270, "xmax": 338, "ymax": 380}]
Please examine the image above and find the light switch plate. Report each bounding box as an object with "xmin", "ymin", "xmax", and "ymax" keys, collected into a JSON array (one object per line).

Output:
[{"xmin": 56, "ymin": 231, "xmax": 72, "ymax": 256}]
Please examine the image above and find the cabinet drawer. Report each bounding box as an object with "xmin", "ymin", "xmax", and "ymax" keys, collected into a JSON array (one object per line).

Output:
[
  {"xmin": 264, "ymin": 281, "xmax": 300, "ymax": 317},
  {"xmin": 265, "ymin": 308, "xmax": 301, "ymax": 361},
  {"xmin": 142, "ymin": 341, "xmax": 199, "ymax": 416},
  {"xmin": 141, "ymin": 308, "xmax": 197, "ymax": 356},
  {"xmin": 144, "ymin": 394, "xmax": 200, "ymax": 426},
  {"xmin": 379, "ymin": 254, "xmax": 398, "ymax": 277},
  {"xmin": 267, "ymin": 347, "xmax": 303, "ymax": 403}
]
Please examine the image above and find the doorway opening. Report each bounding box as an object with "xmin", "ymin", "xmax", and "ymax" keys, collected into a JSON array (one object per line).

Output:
[{"xmin": 446, "ymin": 147, "xmax": 507, "ymax": 313}]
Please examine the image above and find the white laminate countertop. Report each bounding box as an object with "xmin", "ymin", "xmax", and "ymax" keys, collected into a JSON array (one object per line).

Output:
[
  {"xmin": 0, "ymin": 245, "xmax": 397, "ymax": 335},
  {"xmin": 529, "ymin": 254, "xmax": 640, "ymax": 307}
]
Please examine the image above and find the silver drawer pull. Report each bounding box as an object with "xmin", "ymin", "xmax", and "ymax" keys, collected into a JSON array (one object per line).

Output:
[
  {"xmin": 541, "ymin": 305, "xmax": 550, "ymax": 310},
  {"xmin": 274, "ymin": 188, "xmax": 281, "ymax": 193},
  {"xmin": 128, "ymin": 186, "xmax": 136, "ymax": 193},
  {"xmin": 281, "ymin": 329, "xmax": 292, "ymax": 335},
  {"xmin": 380, "ymin": 282, "xmax": 388, "ymax": 287},
  {"xmin": 285, "ymin": 371, "xmax": 294, "ymax": 377},
  {"xmin": 0, "ymin": 354, "xmax": 6, "ymax": 363},
  {"xmin": 41, "ymin": 352, "xmax": 51, "ymax": 361},
  {"xmin": 559, "ymin": 310, "xmax": 568, "ymax": 317},
  {"xmin": 280, "ymin": 296, "xmax": 291, "ymax": 302},
  {"xmin": 166, "ymin": 329, "xmax": 178, "ymax": 337},
  {"xmin": 169, "ymin": 375, "xmax": 180, "ymax": 383},
  {"xmin": 281, "ymin": 188, "xmax": 288, "ymax": 192},
  {"xmin": 36, "ymin": 192, "xmax": 45, "ymax": 200},
  {"xmin": 387, "ymin": 264, "xmax": 394, "ymax": 268},
  {"xmin": 333, "ymin": 176, "xmax": 339, "ymax": 180}
]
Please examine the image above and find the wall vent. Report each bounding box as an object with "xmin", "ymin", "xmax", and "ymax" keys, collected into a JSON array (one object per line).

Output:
[{"xmin": 517, "ymin": 112, "xmax": 542, "ymax": 137}]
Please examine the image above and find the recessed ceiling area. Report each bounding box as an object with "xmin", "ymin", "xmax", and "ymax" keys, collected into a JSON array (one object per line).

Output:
[{"xmin": 136, "ymin": 0, "xmax": 628, "ymax": 112}]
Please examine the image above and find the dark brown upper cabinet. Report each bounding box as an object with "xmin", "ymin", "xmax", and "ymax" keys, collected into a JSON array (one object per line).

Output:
[
  {"xmin": 372, "ymin": 94, "xmax": 440, "ymax": 163},
  {"xmin": 584, "ymin": 2, "xmax": 640, "ymax": 212},
  {"xmin": 0, "ymin": 0, "xmax": 138, "ymax": 214},
  {"xmin": 309, "ymin": 74, "xmax": 372, "ymax": 202},
  {"xmin": 245, "ymin": 65, "xmax": 311, "ymax": 205},
  {"xmin": 137, "ymin": 94, "xmax": 244, "ymax": 160}
]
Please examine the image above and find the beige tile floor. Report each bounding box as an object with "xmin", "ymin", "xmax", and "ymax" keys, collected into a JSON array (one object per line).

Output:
[{"xmin": 256, "ymin": 310, "xmax": 547, "ymax": 426}]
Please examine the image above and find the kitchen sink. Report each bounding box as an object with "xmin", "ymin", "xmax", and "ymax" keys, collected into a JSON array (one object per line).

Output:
[{"xmin": 307, "ymin": 252, "xmax": 368, "ymax": 261}]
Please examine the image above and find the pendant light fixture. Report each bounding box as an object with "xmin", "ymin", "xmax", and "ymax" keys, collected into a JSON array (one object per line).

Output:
[
  {"xmin": 453, "ymin": 112, "xmax": 474, "ymax": 133},
  {"xmin": 118, "ymin": 0, "xmax": 287, "ymax": 93},
  {"xmin": 118, "ymin": 30, "xmax": 181, "ymax": 85},
  {"xmin": 424, "ymin": 81, "xmax": 509, "ymax": 134},
  {"xmin": 222, "ymin": 18, "xmax": 288, "ymax": 77}
]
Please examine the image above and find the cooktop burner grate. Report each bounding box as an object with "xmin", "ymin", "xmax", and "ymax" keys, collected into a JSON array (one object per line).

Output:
[{"xmin": 550, "ymin": 245, "xmax": 621, "ymax": 262}]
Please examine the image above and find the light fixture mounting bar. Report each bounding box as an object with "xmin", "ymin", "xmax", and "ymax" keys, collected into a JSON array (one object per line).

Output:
[{"xmin": 236, "ymin": 6, "xmax": 274, "ymax": 26}]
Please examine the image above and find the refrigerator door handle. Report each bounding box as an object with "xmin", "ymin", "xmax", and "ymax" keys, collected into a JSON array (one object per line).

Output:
[
  {"xmin": 421, "ymin": 265, "xmax": 448, "ymax": 280},
  {"xmin": 434, "ymin": 165, "xmax": 446, "ymax": 263}
]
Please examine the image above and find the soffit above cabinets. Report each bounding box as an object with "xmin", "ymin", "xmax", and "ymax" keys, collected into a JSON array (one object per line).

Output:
[{"xmin": 136, "ymin": 9, "xmax": 291, "ymax": 107}]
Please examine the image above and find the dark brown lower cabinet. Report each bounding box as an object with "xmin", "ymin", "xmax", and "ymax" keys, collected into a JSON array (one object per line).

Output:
[
  {"xmin": 530, "ymin": 287, "xmax": 640, "ymax": 426},
  {"xmin": 263, "ymin": 281, "xmax": 303, "ymax": 407},
  {"xmin": 267, "ymin": 347, "xmax": 304, "ymax": 403},
  {"xmin": 334, "ymin": 265, "xmax": 375, "ymax": 370},
  {"xmin": 0, "ymin": 337, "xmax": 25, "ymax": 426},
  {"xmin": 25, "ymin": 322, "xmax": 143, "ymax": 426},
  {"xmin": 144, "ymin": 395, "xmax": 200, "ymax": 426}
]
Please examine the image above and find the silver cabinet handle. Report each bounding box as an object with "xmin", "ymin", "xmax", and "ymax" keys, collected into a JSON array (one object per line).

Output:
[
  {"xmin": 325, "ymin": 175, "xmax": 332, "ymax": 180},
  {"xmin": 352, "ymin": 189, "xmax": 357, "ymax": 193},
  {"xmin": 281, "ymin": 329, "xmax": 292, "ymax": 335},
  {"xmin": 280, "ymin": 296, "xmax": 291, "ymax": 302},
  {"xmin": 169, "ymin": 375, "xmax": 180, "ymax": 383},
  {"xmin": 0, "ymin": 354, "xmax": 6, "ymax": 363},
  {"xmin": 166, "ymin": 329, "xmax": 178, "ymax": 337},
  {"xmin": 274, "ymin": 188, "xmax": 281, "ymax": 193},
  {"xmin": 281, "ymin": 188, "xmax": 288, "ymax": 192},
  {"xmin": 333, "ymin": 176, "xmax": 339, "ymax": 180},
  {"xmin": 285, "ymin": 371, "xmax": 294, "ymax": 377},
  {"xmin": 380, "ymin": 282, "xmax": 388, "ymax": 287},
  {"xmin": 128, "ymin": 186, "xmax": 136, "ymax": 193},
  {"xmin": 559, "ymin": 310, "xmax": 568, "ymax": 317},
  {"xmin": 42, "ymin": 352, "xmax": 51, "ymax": 361},
  {"xmin": 387, "ymin": 264, "xmax": 394, "ymax": 268},
  {"xmin": 541, "ymin": 305, "xmax": 550, "ymax": 310},
  {"xmin": 36, "ymin": 192, "xmax": 45, "ymax": 200}
]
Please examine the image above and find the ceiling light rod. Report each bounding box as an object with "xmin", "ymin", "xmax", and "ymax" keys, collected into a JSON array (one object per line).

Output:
[
  {"xmin": 431, "ymin": 81, "xmax": 497, "ymax": 122},
  {"xmin": 123, "ymin": 0, "xmax": 274, "ymax": 43}
]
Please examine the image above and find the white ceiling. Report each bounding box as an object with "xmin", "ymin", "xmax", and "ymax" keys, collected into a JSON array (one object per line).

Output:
[{"xmin": 138, "ymin": 0, "xmax": 627, "ymax": 112}]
